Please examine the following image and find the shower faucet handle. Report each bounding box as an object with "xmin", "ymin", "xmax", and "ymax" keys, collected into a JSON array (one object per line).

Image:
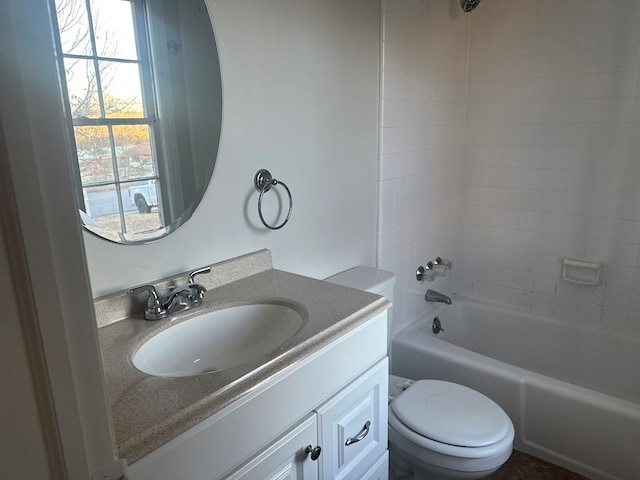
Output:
[
  {"xmin": 416, "ymin": 262, "xmax": 436, "ymax": 282},
  {"xmin": 434, "ymin": 257, "xmax": 453, "ymax": 269}
]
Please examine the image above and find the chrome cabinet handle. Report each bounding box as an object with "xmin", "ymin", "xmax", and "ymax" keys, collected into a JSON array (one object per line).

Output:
[{"xmin": 345, "ymin": 420, "xmax": 371, "ymax": 446}]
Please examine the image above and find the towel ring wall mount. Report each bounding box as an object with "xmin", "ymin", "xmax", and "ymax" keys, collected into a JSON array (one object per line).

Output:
[{"xmin": 254, "ymin": 169, "xmax": 293, "ymax": 230}]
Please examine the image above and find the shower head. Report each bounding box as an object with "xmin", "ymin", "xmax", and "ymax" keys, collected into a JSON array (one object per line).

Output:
[{"xmin": 460, "ymin": 0, "xmax": 481, "ymax": 12}]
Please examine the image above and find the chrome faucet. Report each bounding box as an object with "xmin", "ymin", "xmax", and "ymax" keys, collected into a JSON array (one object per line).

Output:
[
  {"xmin": 129, "ymin": 266, "xmax": 211, "ymax": 320},
  {"xmin": 425, "ymin": 289, "xmax": 452, "ymax": 305}
]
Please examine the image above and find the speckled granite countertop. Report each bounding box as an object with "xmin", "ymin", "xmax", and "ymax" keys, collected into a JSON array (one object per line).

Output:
[{"xmin": 96, "ymin": 251, "xmax": 389, "ymax": 464}]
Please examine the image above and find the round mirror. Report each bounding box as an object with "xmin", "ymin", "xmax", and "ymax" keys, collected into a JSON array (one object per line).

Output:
[{"xmin": 51, "ymin": 0, "xmax": 222, "ymax": 243}]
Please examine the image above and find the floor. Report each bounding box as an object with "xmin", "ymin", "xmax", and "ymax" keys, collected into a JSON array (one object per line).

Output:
[{"xmin": 486, "ymin": 450, "xmax": 589, "ymax": 479}]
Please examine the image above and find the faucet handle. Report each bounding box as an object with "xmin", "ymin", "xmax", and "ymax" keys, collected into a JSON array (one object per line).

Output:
[
  {"xmin": 129, "ymin": 285, "xmax": 160, "ymax": 307},
  {"xmin": 416, "ymin": 262, "xmax": 436, "ymax": 282},
  {"xmin": 188, "ymin": 266, "xmax": 211, "ymax": 283},
  {"xmin": 189, "ymin": 283, "xmax": 207, "ymax": 305},
  {"xmin": 434, "ymin": 257, "xmax": 453, "ymax": 269},
  {"xmin": 129, "ymin": 285, "xmax": 167, "ymax": 320},
  {"xmin": 187, "ymin": 266, "xmax": 210, "ymax": 305}
]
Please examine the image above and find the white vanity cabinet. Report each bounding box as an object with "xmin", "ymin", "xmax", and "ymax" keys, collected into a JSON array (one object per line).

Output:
[
  {"xmin": 226, "ymin": 358, "xmax": 387, "ymax": 480},
  {"xmin": 128, "ymin": 311, "xmax": 388, "ymax": 480}
]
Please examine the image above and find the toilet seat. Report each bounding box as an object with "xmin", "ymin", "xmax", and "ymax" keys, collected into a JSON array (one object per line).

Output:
[
  {"xmin": 388, "ymin": 407, "xmax": 513, "ymax": 460},
  {"xmin": 388, "ymin": 379, "xmax": 514, "ymax": 462},
  {"xmin": 388, "ymin": 417, "xmax": 514, "ymax": 475},
  {"xmin": 391, "ymin": 380, "xmax": 512, "ymax": 448}
]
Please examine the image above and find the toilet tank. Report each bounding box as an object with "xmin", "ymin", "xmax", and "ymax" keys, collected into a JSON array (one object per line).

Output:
[
  {"xmin": 325, "ymin": 266, "xmax": 395, "ymax": 301},
  {"xmin": 325, "ymin": 266, "xmax": 396, "ymax": 329},
  {"xmin": 325, "ymin": 267, "xmax": 396, "ymax": 354}
]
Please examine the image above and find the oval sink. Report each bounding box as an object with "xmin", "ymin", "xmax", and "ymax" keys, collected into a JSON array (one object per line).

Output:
[{"xmin": 132, "ymin": 304, "xmax": 304, "ymax": 377}]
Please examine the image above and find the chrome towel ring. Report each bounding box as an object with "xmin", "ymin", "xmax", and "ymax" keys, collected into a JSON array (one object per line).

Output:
[{"xmin": 254, "ymin": 169, "xmax": 293, "ymax": 230}]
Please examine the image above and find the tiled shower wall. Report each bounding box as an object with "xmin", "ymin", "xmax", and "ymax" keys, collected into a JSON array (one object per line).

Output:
[
  {"xmin": 456, "ymin": 0, "xmax": 640, "ymax": 334},
  {"xmin": 378, "ymin": 0, "xmax": 468, "ymax": 336}
]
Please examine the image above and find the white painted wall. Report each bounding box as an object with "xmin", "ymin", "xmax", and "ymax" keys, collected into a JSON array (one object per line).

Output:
[
  {"xmin": 378, "ymin": 0, "xmax": 468, "ymax": 336},
  {"xmin": 85, "ymin": 0, "xmax": 380, "ymax": 296},
  {"xmin": 456, "ymin": 0, "xmax": 640, "ymax": 336}
]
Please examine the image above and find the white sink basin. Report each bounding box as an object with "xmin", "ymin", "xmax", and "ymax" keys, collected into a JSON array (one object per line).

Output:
[{"xmin": 132, "ymin": 304, "xmax": 304, "ymax": 377}]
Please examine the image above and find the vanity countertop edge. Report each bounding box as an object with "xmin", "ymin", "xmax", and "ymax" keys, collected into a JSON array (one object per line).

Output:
[{"xmin": 97, "ymin": 263, "xmax": 390, "ymax": 464}]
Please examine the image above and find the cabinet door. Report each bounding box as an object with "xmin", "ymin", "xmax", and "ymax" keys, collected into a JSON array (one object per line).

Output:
[
  {"xmin": 360, "ymin": 451, "xmax": 389, "ymax": 480},
  {"xmin": 224, "ymin": 414, "xmax": 319, "ymax": 480},
  {"xmin": 316, "ymin": 358, "xmax": 388, "ymax": 480}
]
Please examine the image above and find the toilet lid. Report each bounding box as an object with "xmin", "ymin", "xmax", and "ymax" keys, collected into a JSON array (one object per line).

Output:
[{"xmin": 391, "ymin": 380, "xmax": 511, "ymax": 448}]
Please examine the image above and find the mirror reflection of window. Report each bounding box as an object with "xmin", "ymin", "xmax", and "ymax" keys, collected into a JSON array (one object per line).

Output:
[
  {"xmin": 50, "ymin": 0, "xmax": 222, "ymax": 244},
  {"xmin": 52, "ymin": 0, "xmax": 165, "ymax": 242}
]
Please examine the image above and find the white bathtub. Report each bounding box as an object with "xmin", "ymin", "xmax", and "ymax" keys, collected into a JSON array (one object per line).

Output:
[{"xmin": 391, "ymin": 297, "xmax": 640, "ymax": 480}]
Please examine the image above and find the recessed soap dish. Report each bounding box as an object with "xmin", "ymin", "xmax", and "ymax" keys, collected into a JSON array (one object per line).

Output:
[{"xmin": 561, "ymin": 257, "xmax": 602, "ymax": 286}]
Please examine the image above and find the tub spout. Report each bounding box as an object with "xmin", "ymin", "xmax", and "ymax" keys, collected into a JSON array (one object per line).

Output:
[{"xmin": 425, "ymin": 289, "xmax": 452, "ymax": 305}]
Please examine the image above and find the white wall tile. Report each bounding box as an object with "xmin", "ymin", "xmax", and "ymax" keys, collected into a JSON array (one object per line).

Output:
[
  {"xmin": 381, "ymin": 0, "xmax": 640, "ymax": 339},
  {"xmin": 601, "ymin": 306, "xmax": 629, "ymax": 330},
  {"xmin": 604, "ymin": 285, "xmax": 632, "ymax": 307},
  {"xmin": 553, "ymin": 296, "xmax": 578, "ymax": 320},
  {"xmin": 532, "ymin": 293, "xmax": 555, "ymax": 315},
  {"xmin": 380, "ymin": 0, "xmax": 467, "ymax": 334},
  {"xmin": 533, "ymin": 273, "xmax": 556, "ymax": 295},
  {"xmin": 576, "ymin": 301, "xmax": 603, "ymax": 326},
  {"xmin": 455, "ymin": 0, "xmax": 640, "ymax": 337}
]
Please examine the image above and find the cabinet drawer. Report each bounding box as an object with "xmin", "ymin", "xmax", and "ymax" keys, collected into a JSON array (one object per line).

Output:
[{"xmin": 316, "ymin": 358, "xmax": 388, "ymax": 480}]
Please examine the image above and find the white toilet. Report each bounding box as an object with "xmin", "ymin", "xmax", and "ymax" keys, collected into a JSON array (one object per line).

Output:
[{"xmin": 326, "ymin": 267, "xmax": 514, "ymax": 480}]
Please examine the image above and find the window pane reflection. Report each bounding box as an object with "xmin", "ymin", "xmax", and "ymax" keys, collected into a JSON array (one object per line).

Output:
[
  {"xmin": 81, "ymin": 184, "xmax": 120, "ymax": 225},
  {"xmin": 65, "ymin": 58, "xmax": 101, "ymax": 118},
  {"xmin": 100, "ymin": 61, "xmax": 144, "ymax": 118},
  {"xmin": 74, "ymin": 125, "xmax": 114, "ymax": 184},
  {"xmin": 81, "ymin": 183, "xmax": 163, "ymax": 242},
  {"xmin": 55, "ymin": 0, "xmax": 92, "ymax": 55},
  {"xmin": 91, "ymin": 0, "xmax": 138, "ymax": 60},
  {"xmin": 114, "ymin": 125, "xmax": 156, "ymax": 180}
]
